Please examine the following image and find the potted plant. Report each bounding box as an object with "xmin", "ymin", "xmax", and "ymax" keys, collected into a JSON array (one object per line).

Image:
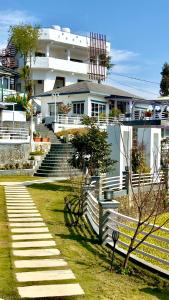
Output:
[
  {"xmin": 33, "ymin": 132, "xmax": 41, "ymax": 142},
  {"xmin": 164, "ymin": 111, "xmax": 169, "ymax": 118},
  {"xmin": 41, "ymin": 137, "xmax": 50, "ymax": 142},
  {"xmin": 145, "ymin": 111, "xmax": 152, "ymax": 117},
  {"xmin": 109, "ymin": 108, "xmax": 122, "ymax": 119}
]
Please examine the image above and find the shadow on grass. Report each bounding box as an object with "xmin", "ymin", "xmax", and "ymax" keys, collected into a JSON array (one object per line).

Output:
[
  {"xmin": 28, "ymin": 183, "xmax": 74, "ymax": 192},
  {"xmin": 55, "ymin": 232, "xmax": 99, "ymax": 244},
  {"xmin": 140, "ymin": 287, "xmax": 169, "ymax": 300},
  {"xmin": 63, "ymin": 196, "xmax": 112, "ymax": 267}
]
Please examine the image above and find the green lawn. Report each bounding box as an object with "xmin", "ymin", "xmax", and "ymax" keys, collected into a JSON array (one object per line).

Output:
[
  {"xmin": 0, "ymin": 175, "xmax": 45, "ymax": 182},
  {"xmin": 28, "ymin": 181, "xmax": 169, "ymax": 300},
  {"xmin": 0, "ymin": 180, "xmax": 168, "ymax": 299},
  {"xmin": 0, "ymin": 186, "xmax": 18, "ymax": 299}
]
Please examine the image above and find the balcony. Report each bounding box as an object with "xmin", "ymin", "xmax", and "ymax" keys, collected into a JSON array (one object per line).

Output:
[
  {"xmin": 0, "ymin": 89, "xmax": 16, "ymax": 101},
  {"xmin": 31, "ymin": 57, "xmax": 89, "ymax": 75}
]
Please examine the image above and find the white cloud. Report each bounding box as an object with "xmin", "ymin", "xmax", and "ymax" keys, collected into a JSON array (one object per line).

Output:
[
  {"xmin": 112, "ymin": 64, "xmax": 141, "ymax": 74},
  {"xmin": 110, "ymin": 48, "xmax": 138, "ymax": 63},
  {"xmin": 0, "ymin": 10, "xmax": 39, "ymax": 48}
]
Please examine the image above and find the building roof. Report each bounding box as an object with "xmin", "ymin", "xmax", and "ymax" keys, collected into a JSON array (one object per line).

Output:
[{"xmin": 34, "ymin": 81, "xmax": 144, "ymax": 100}]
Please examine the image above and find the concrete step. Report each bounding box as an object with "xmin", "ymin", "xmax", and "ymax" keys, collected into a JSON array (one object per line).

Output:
[
  {"xmin": 41, "ymin": 162, "xmax": 69, "ymax": 167},
  {"xmin": 35, "ymin": 170, "xmax": 81, "ymax": 176}
]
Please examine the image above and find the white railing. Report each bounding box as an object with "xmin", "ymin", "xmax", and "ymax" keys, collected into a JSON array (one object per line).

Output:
[
  {"xmin": 56, "ymin": 114, "xmax": 126, "ymax": 125},
  {"xmin": 0, "ymin": 127, "xmax": 29, "ymax": 142},
  {"xmin": 133, "ymin": 111, "xmax": 169, "ymax": 121},
  {"xmin": 102, "ymin": 175, "xmax": 125, "ymax": 191},
  {"xmin": 103, "ymin": 209, "xmax": 169, "ymax": 272},
  {"xmin": 84, "ymin": 184, "xmax": 169, "ymax": 274},
  {"xmin": 45, "ymin": 112, "xmax": 169, "ymax": 127},
  {"xmin": 0, "ymin": 89, "xmax": 17, "ymax": 99},
  {"xmin": 57, "ymin": 114, "xmax": 83, "ymax": 125},
  {"xmin": 131, "ymin": 172, "xmax": 165, "ymax": 187},
  {"xmin": 84, "ymin": 191, "xmax": 99, "ymax": 230}
]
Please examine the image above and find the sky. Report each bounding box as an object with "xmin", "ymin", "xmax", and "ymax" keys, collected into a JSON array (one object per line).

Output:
[{"xmin": 0, "ymin": 0, "xmax": 169, "ymax": 99}]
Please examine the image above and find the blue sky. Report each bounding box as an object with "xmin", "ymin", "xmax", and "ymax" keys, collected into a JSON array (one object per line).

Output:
[{"xmin": 0, "ymin": 0, "xmax": 169, "ymax": 99}]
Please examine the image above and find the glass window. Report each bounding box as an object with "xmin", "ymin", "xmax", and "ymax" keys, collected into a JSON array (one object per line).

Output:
[
  {"xmin": 73, "ymin": 102, "xmax": 84, "ymax": 115},
  {"xmin": 91, "ymin": 102, "xmax": 106, "ymax": 116},
  {"xmin": 48, "ymin": 104, "xmax": 55, "ymax": 116}
]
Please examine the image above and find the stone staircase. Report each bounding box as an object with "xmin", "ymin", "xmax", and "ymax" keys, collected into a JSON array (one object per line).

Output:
[
  {"xmin": 35, "ymin": 123, "xmax": 59, "ymax": 144},
  {"xmin": 34, "ymin": 143, "xmax": 81, "ymax": 177}
]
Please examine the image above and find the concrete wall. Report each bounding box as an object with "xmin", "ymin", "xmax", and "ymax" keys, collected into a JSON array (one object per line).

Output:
[
  {"xmin": 0, "ymin": 110, "xmax": 26, "ymax": 122},
  {"xmin": 107, "ymin": 124, "xmax": 132, "ymax": 177},
  {"xmin": 40, "ymin": 93, "xmax": 110, "ymax": 121},
  {"xmin": 32, "ymin": 68, "xmax": 89, "ymax": 93},
  {"xmin": 0, "ymin": 143, "xmax": 30, "ymax": 164},
  {"xmin": 0, "ymin": 169, "xmax": 34, "ymax": 176},
  {"xmin": 40, "ymin": 93, "xmax": 90, "ymax": 120}
]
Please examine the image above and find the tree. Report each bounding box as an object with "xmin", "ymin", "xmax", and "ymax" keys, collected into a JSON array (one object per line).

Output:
[
  {"xmin": 69, "ymin": 116, "xmax": 117, "ymax": 175},
  {"xmin": 58, "ymin": 103, "xmax": 72, "ymax": 114},
  {"xmin": 131, "ymin": 143, "xmax": 150, "ymax": 174},
  {"xmin": 99, "ymin": 54, "xmax": 114, "ymax": 75},
  {"xmin": 160, "ymin": 63, "xmax": 169, "ymax": 96},
  {"xmin": 9, "ymin": 24, "xmax": 40, "ymax": 98}
]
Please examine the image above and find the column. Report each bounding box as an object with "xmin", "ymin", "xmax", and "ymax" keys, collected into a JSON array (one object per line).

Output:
[
  {"xmin": 98, "ymin": 200, "xmax": 120, "ymax": 242},
  {"xmin": 67, "ymin": 49, "xmax": 70, "ymax": 61},
  {"xmin": 46, "ymin": 44, "xmax": 50, "ymax": 57}
]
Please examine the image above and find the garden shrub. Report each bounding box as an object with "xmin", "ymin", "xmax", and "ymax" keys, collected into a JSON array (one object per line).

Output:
[{"xmin": 56, "ymin": 128, "xmax": 88, "ymax": 138}]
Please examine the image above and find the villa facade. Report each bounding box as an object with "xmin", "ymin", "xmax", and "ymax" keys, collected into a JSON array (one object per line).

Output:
[
  {"xmin": 15, "ymin": 26, "xmax": 110, "ymax": 94},
  {"xmin": 35, "ymin": 81, "xmax": 143, "ymax": 131}
]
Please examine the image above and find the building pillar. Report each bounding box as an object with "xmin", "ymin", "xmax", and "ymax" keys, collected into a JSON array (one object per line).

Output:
[
  {"xmin": 46, "ymin": 44, "xmax": 50, "ymax": 57},
  {"xmin": 67, "ymin": 49, "xmax": 70, "ymax": 61},
  {"xmin": 92, "ymin": 174, "xmax": 103, "ymax": 200},
  {"xmin": 98, "ymin": 200, "xmax": 120, "ymax": 243}
]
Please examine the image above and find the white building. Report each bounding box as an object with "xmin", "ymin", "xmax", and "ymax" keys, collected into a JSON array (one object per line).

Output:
[
  {"xmin": 17, "ymin": 26, "xmax": 111, "ymax": 94},
  {"xmin": 34, "ymin": 81, "xmax": 143, "ymax": 132}
]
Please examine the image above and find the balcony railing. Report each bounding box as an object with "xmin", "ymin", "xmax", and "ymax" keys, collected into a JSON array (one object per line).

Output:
[
  {"xmin": 0, "ymin": 127, "xmax": 30, "ymax": 143},
  {"xmin": 55, "ymin": 114, "xmax": 125, "ymax": 125},
  {"xmin": 31, "ymin": 57, "xmax": 89, "ymax": 75},
  {"xmin": 44, "ymin": 112, "xmax": 169, "ymax": 127}
]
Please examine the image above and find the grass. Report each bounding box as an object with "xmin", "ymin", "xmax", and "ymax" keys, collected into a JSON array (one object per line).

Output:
[
  {"xmin": 0, "ymin": 179, "xmax": 168, "ymax": 299},
  {"xmin": 0, "ymin": 175, "xmax": 46, "ymax": 182},
  {"xmin": 0, "ymin": 186, "xmax": 18, "ymax": 299},
  {"xmin": 27, "ymin": 181, "xmax": 169, "ymax": 300}
]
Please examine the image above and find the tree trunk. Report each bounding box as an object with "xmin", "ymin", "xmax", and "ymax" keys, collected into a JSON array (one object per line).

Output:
[{"xmin": 123, "ymin": 248, "xmax": 131, "ymax": 269}]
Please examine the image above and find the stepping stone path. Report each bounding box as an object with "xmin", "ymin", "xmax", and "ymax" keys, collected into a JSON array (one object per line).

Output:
[{"xmin": 5, "ymin": 185, "xmax": 84, "ymax": 299}]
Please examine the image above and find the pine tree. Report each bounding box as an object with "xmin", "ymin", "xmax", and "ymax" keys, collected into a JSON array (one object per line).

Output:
[{"xmin": 160, "ymin": 63, "xmax": 169, "ymax": 96}]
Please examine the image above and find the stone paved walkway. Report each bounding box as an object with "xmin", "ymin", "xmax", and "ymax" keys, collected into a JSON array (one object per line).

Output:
[{"xmin": 4, "ymin": 185, "xmax": 84, "ymax": 299}]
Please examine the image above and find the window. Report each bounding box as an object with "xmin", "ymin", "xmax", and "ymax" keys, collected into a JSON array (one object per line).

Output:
[
  {"xmin": 0, "ymin": 78, "xmax": 8, "ymax": 89},
  {"xmin": 48, "ymin": 104, "xmax": 55, "ymax": 116},
  {"xmin": 54, "ymin": 77, "xmax": 65, "ymax": 89},
  {"xmin": 117, "ymin": 101, "xmax": 126, "ymax": 114},
  {"xmin": 35, "ymin": 52, "xmax": 45, "ymax": 57},
  {"xmin": 73, "ymin": 102, "xmax": 84, "ymax": 115},
  {"xmin": 91, "ymin": 102, "xmax": 106, "ymax": 117}
]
